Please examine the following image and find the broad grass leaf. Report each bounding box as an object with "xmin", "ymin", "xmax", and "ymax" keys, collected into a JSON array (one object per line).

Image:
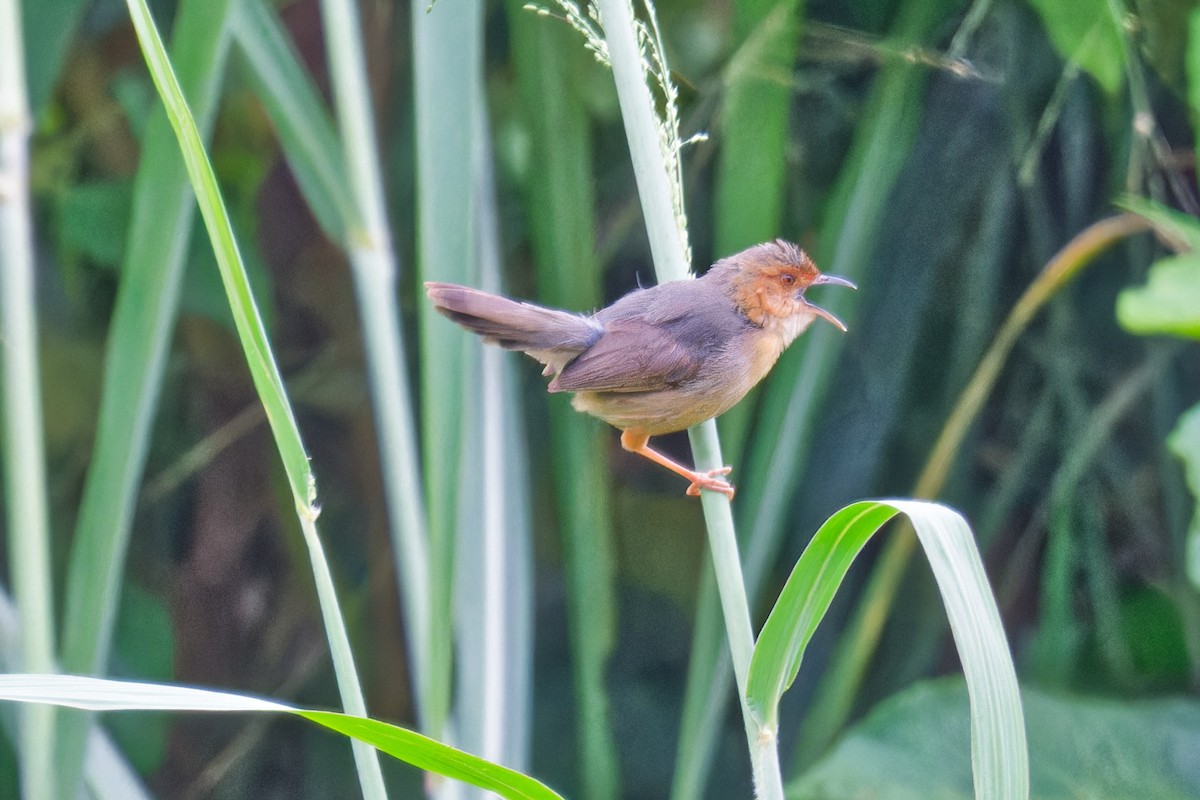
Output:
[
  {"xmin": 0, "ymin": 675, "xmax": 563, "ymax": 800},
  {"xmin": 748, "ymin": 500, "xmax": 1027, "ymax": 800}
]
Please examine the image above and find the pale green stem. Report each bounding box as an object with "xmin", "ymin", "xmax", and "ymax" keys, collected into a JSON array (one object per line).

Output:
[
  {"xmin": 298, "ymin": 513, "xmax": 388, "ymax": 800},
  {"xmin": 591, "ymin": 0, "xmax": 783, "ymax": 796},
  {"xmin": 316, "ymin": 0, "xmax": 435, "ymax": 732},
  {"xmin": 0, "ymin": 1, "xmax": 56, "ymax": 796}
]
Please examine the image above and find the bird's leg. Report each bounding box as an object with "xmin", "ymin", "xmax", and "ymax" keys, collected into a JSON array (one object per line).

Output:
[{"xmin": 619, "ymin": 429, "xmax": 735, "ymax": 500}]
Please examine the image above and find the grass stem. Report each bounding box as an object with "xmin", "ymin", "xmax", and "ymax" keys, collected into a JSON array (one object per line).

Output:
[{"xmin": 0, "ymin": 0, "xmax": 56, "ymax": 795}]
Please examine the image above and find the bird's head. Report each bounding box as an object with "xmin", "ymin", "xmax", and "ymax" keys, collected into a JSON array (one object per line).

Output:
[{"xmin": 711, "ymin": 240, "xmax": 856, "ymax": 333}]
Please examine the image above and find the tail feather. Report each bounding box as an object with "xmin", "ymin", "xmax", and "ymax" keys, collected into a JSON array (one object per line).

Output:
[{"xmin": 425, "ymin": 282, "xmax": 602, "ymax": 358}]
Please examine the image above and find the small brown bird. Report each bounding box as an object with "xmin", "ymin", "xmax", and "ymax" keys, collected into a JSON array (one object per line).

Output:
[{"xmin": 425, "ymin": 240, "xmax": 854, "ymax": 499}]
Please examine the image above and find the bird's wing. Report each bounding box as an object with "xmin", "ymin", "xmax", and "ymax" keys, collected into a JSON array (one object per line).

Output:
[{"xmin": 548, "ymin": 320, "xmax": 701, "ymax": 393}]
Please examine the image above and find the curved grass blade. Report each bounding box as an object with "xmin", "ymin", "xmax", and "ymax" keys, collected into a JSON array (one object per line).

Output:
[
  {"xmin": 121, "ymin": 0, "xmax": 385, "ymax": 795},
  {"xmin": 0, "ymin": 676, "xmax": 563, "ymax": 800},
  {"xmin": 747, "ymin": 500, "xmax": 1028, "ymax": 800},
  {"xmin": 122, "ymin": 0, "xmax": 310, "ymax": 502}
]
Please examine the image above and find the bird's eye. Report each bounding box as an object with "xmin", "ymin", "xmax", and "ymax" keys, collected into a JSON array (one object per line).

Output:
[{"xmin": 779, "ymin": 273, "xmax": 796, "ymax": 286}]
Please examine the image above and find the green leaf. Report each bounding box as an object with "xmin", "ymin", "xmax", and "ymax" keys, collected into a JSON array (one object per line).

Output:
[
  {"xmin": 1187, "ymin": 9, "xmax": 1200, "ymax": 151},
  {"xmin": 1114, "ymin": 197, "xmax": 1200, "ymax": 340},
  {"xmin": 56, "ymin": 181, "xmax": 133, "ymax": 268},
  {"xmin": 747, "ymin": 500, "xmax": 1026, "ymax": 800},
  {"xmin": 229, "ymin": 0, "xmax": 353, "ymax": 241},
  {"xmin": 0, "ymin": 675, "xmax": 563, "ymax": 800},
  {"xmin": 21, "ymin": 0, "xmax": 90, "ymax": 114},
  {"xmin": 714, "ymin": 0, "xmax": 801, "ymax": 256},
  {"xmin": 1116, "ymin": 255, "xmax": 1200, "ymax": 339},
  {"xmin": 789, "ymin": 680, "xmax": 1200, "ymax": 800},
  {"xmin": 1169, "ymin": 403, "xmax": 1200, "ymax": 589},
  {"xmin": 1027, "ymin": 0, "xmax": 1125, "ymax": 94}
]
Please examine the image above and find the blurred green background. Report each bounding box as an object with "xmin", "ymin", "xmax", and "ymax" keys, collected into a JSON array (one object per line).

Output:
[{"xmin": 2, "ymin": 0, "xmax": 1199, "ymax": 797}]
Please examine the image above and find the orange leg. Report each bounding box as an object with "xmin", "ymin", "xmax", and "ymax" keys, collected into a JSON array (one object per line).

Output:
[{"xmin": 620, "ymin": 429, "xmax": 735, "ymax": 500}]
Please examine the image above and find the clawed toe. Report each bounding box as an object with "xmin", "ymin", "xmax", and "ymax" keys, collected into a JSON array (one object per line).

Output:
[{"xmin": 685, "ymin": 467, "xmax": 736, "ymax": 500}]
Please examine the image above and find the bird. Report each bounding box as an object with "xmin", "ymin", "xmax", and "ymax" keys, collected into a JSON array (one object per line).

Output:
[{"xmin": 425, "ymin": 240, "xmax": 854, "ymax": 499}]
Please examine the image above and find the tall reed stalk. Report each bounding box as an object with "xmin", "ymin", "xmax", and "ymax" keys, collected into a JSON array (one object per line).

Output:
[
  {"xmin": 590, "ymin": 0, "xmax": 785, "ymax": 795},
  {"xmin": 0, "ymin": 0, "xmax": 56, "ymax": 796}
]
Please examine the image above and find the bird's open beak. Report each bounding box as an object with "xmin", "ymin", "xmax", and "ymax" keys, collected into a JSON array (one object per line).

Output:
[
  {"xmin": 812, "ymin": 274, "xmax": 857, "ymax": 290},
  {"xmin": 802, "ymin": 273, "xmax": 856, "ymax": 332}
]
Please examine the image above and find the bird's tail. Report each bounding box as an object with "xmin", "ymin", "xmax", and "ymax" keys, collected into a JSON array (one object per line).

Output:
[{"xmin": 425, "ymin": 283, "xmax": 603, "ymax": 358}]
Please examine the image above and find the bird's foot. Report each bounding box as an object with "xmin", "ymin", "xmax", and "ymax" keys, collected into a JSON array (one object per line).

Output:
[{"xmin": 684, "ymin": 467, "xmax": 735, "ymax": 500}]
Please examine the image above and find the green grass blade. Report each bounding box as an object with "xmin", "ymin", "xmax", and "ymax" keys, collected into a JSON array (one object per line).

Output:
[
  {"xmin": 745, "ymin": 503, "xmax": 897, "ymax": 725},
  {"xmin": 507, "ymin": 6, "xmax": 619, "ymax": 797},
  {"xmin": 57, "ymin": 0, "xmax": 235, "ymax": 790},
  {"xmin": 121, "ymin": 1, "xmax": 385, "ymax": 795},
  {"xmin": 747, "ymin": 500, "xmax": 1028, "ymax": 799},
  {"xmin": 0, "ymin": 676, "xmax": 564, "ymax": 800},
  {"xmin": 711, "ymin": 0, "xmax": 803, "ymax": 459},
  {"xmin": 450, "ymin": 106, "xmax": 535, "ymax": 784},
  {"xmin": 1168, "ymin": 405, "xmax": 1200, "ymax": 590},
  {"xmin": 0, "ymin": 0, "xmax": 56, "ymax": 794},
  {"xmin": 19, "ymin": 0, "xmax": 89, "ymax": 114},
  {"xmin": 412, "ymin": 0, "xmax": 483, "ymax": 738},
  {"xmin": 713, "ymin": 0, "xmax": 802, "ymax": 256},
  {"xmin": 123, "ymin": 0, "xmax": 310, "ymax": 501},
  {"xmin": 229, "ymin": 0, "xmax": 353, "ymax": 241}
]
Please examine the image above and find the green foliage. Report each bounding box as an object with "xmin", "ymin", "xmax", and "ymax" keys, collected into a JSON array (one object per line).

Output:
[
  {"xmin": 56, "ymin": 180, "xmax": 133, "ymax": 268},
  {"xmin": 1169, "ymin": 406, "xmax": 1200, "ymax": 587},
  {"xmin": 1026, "ymin": 0, "xmax": 1126, "ymax": 93},
  {"xmin": 1116, "ymin": 254, "xmax": 1200, "ymax": 338},
  {"xmin": 790, "ymin": 680, "xmax": 1200, "ymax": 800},
  {"xmin": 1116, "ymin": 196, "xmax": 1200, "ymax": 590},
  {"xmin": 1116, "ymin": 200, "xmax": 1200, "ymax": 340}
]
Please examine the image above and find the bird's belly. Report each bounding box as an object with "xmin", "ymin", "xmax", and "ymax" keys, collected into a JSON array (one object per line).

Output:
[
  {"xmin": 571, "ymin": 376, "xmax": 754, "ymax": 436},
  {"xmin": 569, "ymin": 332, "xmax": 788, "ymax": 435}
]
